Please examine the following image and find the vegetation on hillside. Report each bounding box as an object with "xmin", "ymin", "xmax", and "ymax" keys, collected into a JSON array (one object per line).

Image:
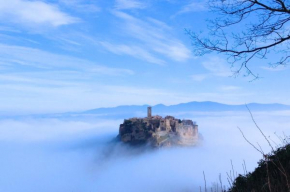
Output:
[{"xmin": 228, "ymin": 143, "xmax": 290, "ymax": 192}]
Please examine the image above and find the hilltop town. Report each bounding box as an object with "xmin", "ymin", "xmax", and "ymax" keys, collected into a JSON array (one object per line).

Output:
[{"xmin": 118, "ymin": 107, "xmax": 199, "ymax": 147}]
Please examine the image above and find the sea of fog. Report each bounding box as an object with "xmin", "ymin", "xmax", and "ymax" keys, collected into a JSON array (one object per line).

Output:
[{"xmin": 0, "ymin": 110, "xmax": 290, "ymax": 192}]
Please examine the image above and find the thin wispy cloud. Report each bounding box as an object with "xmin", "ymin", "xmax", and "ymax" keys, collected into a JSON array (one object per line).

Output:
[
  {"xmin": 0, "ymin": 44, "xmax": 134, "ymax": 76},
  {"xmin": 146, "ymin": 18, "xmax": 172, "ymax": 30},
  {"xmin": 191, "ymin": 74, "xmax": 208, "ymax": 81},
  {"xmin": 261, "ymin": 66, "xmax": 288, "ymax": 72},
  {"xmin": 59, "ymin": 0, "xmax": 101, "ymax": 13},
  {"xmin": 0, "ymin": 26, "xmax": 20, "ymax": 33},
  {"xmin": 202, "ymin": 57, "xmax": 232, "ymax": 77},
  {"xmin": 220, "ymin": 86, "xmax": 241, "ymax": 91},
  {"xmin": 115, "ymin": 0, "xmax": 147, "ymax": 10},
  {"xmin": 104, "ymin": 11, "xmax": 191, "ymax": 64},
  {"xmin": 0, "ymin": 0, "xmax": 78, "ymax": 27},
  {"xmin": 100, "ymin": 41, "xmax": 165, "ymax": 65},
  {"xmin": 182, "ymin": 1, "xmax": 207, "ymax": 13},
  {"xmin": 190, "ymin": 57, "xmax": 232, "ymax": 81},
  {"xmin": 171, "ymin": 1, "xmax": 208, "ymax": 18}
]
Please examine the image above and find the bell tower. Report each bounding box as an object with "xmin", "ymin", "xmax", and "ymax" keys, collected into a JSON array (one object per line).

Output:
[{"xmin": 147, "ymin": 106, "xmax": 152, "ymax": 118}]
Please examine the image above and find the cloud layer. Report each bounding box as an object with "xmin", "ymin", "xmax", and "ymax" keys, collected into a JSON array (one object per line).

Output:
[{"xmin": 0, "ymin": 111, "xmax": 289, "ymax": 191}]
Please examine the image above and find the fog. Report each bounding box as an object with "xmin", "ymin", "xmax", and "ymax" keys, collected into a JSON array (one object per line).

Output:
[{"xmin": 1, "ymin": 111, "xmax": 290, "ymax": 192}]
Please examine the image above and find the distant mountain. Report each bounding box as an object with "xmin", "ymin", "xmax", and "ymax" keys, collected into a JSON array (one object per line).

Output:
[
  {"xmin": 5, "ymin": 101, "xmax": 289, "ymax": 120},
  {"xmin": 79, "ymin": 101, "xmax": 290, "ymax": 119}
]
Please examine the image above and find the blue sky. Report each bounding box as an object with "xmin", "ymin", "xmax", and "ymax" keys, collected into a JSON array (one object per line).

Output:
[{"xmin": 0, "ymin": 0, "xmax": 289, "ymax": 114}]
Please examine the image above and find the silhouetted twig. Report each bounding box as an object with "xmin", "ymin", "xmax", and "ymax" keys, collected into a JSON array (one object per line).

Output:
[{"xmin": 203, "ymin": 171, "xmax": 207, "ymax": 192}]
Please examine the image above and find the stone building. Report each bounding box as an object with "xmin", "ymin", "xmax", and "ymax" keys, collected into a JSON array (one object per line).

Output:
[{"xmin": 118, "ymin": 107, "xmax": 199, "ymax": 147}]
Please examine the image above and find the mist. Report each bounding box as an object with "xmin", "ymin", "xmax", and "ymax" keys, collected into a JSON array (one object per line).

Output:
[{"xmin": 1, "ymin": 110, "xmax": 290, "ymax": 192}]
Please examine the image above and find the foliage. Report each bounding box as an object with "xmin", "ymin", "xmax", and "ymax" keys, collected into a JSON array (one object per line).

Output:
[{"xmin": 228, "ymin": 144, "xmax": 290, "ymax": 192}]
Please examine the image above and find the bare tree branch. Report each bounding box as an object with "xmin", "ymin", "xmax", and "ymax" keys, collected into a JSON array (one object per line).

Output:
[{"xmin": 187, "ymin": 0, "xmax": 290, "ymax": 79}]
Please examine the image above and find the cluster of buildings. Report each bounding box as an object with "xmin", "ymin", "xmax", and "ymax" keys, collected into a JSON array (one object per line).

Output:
[{"xmin": 118, "ymin": 107, "xmax": 199, "ymax": 147}]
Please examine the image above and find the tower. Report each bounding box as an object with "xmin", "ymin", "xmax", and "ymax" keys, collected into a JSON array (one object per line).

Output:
[{"xmin": 147, "ymin": 106, "xmax": 152, "ymax": 118}]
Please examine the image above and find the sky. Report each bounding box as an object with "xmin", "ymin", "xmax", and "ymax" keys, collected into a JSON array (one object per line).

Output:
[{"xmin": 0, "ymin": 0, "xmax": 290, "ymax": 114}]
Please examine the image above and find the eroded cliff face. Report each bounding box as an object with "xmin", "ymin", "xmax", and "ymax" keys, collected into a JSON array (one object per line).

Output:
[{"xmin": 118, "ymin": 115, "xmax": 199, "ymax": 147}]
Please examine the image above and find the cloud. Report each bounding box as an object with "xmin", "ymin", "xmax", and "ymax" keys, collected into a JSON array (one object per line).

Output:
[
  {"xmin": 146, "ymin": 18, "xmax": 172, "ymax": 30},
  {"xmin": 190, "ymin": 57, "xmax": 232, "ymax": 81},
  {"xmin": 220, "ymin": 86, "xmax": 241, "ymax": 91},
  {"xmin": 0, "ymin": 0, "xmax": 78, "ymax": 27},
  {"xmin": 191, "ymin": 74, "xmax": 208, "ymax": 81},
  {"xmin": 172, "ymin": 1, "xmax": 208, "ymax": 17},
  {"xmin": 202, "ymin": 57, "xmax": 232, "ymax": 77},
  {"xmin": 261, "ymin": 65, "xmax": 288, "ymax": 72},
  {"xmin": 115, "ymin": 0, "xmax": 147, "ymax": 10},
  {"xmin": 0, "ymin": 110, "xmax": 289, "ymax": 191},
  {"xmin": 107, "ymin": 11, "xmax": 191, "ymax": 64},
  {"xmin": 100, "ymin": 42, "xmax": 165, "ymax": 65},
  {"xmin": 181, "ymin": 1, "xmax": 207, "ymax": 13},
  {"xmin": 0, "ymin": 43, "xmax": 134, "ymax": 76},
  {"xmin": 0, "ymin": 43, "xmax": 136, "ymax": 114},
  {"xmin": 59, "ymin": 0, "xmax": 101, "ymax": 13},
  {"xmin": 0, "ymin": 118, "xmax": 119, "ymax": 142},
  {"xmin": 0, "ymin": 26, "xmax": 20, "ymax": 33}
]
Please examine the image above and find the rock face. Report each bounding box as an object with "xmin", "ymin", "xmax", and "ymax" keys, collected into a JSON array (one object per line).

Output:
[{"xmin": 118, "ymin": 107, "xmax": 199, "ymax": 147}]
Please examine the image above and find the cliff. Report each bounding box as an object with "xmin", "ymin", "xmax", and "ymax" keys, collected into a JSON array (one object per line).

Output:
[{"xmin": 118, "ymin": 109, "xmax": 199, "ymax": 147}]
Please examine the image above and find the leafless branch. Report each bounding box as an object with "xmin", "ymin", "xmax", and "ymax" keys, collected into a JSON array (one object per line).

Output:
[{"xmin": 187, "ymin": 0, "xmax": 290, "ymax": 78}]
